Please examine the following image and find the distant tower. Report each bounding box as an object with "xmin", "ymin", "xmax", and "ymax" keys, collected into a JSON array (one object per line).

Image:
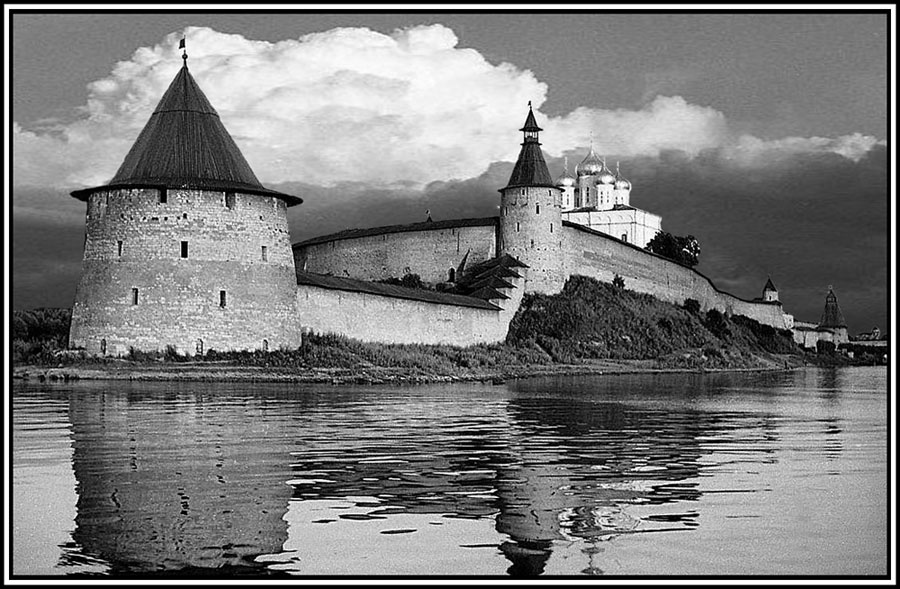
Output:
[
  {"xmin": 762, "ymin": 277, "xmax": 779, "ymax": 302},
  {"xmin": 499, "ymin": 104, "xmax": 564, "ymax": 294},
  {"xmin": 818, "ymin": 286, "xmax": 849, "ymax": 344},
  {"xmin": 68, "ymin": 44, "xmax": 303, "ymax": 355}
]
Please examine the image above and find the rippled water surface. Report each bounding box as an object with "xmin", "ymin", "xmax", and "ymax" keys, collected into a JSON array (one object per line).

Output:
[{"xmin": 11, "ymin": 367, "xmax": 888, "ymax": 577}]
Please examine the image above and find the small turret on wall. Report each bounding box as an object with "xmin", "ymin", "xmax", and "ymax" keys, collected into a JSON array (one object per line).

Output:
[
  {"xmin": 762, "ymin": 277, "xmax": 779, "ymax": 302},
  {"xmin": 498, "ymin": 105, "xmax": 565, "ymax": 294}
]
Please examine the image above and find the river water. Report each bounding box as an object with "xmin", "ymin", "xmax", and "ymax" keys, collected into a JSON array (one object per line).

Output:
[{"xmin": 10, "ymin": 366, "xmax": 889, "ymax": 578}]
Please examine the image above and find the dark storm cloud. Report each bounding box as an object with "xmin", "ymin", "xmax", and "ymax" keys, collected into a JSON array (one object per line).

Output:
[
  {"xmin": 13, "ymin": 148, "xmax": 888, "ymax": 334},
  {"xmin": 602, "ymin": 145, "xmax": 889, "ymax": 332},
  {"xmin": 12, "ymin": 190, "xmax": 86, "ymax": 310}
]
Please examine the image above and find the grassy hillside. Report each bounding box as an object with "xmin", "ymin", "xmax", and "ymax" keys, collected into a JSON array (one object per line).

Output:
[{"xmin": 507, "ymin": 275, "xmax": 800, "ymax": 369}]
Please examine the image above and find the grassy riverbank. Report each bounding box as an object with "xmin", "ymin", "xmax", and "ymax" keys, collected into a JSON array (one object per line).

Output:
[{"xmin": 12, "ymin": 276, "xmax": 831, "ymax": 384}]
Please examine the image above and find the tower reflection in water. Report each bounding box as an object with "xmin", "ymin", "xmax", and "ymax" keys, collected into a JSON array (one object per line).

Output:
[{"xmin": 64, "ymin": 380, "xmax": 776, "ymax": 576}]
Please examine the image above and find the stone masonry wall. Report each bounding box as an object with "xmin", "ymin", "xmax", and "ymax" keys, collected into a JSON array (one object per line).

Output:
[
  {"xmin": 562, "ymin": 223, "xmax": 790, "ymax": 329},
  {"xmin": 293, "ymin": 224, "xmax": 497, "ymax": 285},
  {"xmin": 69, "ymin": 188, "xmax": 302, "ymax": 355},
  {"xmin": 499, "ymin": 186, "xmax": 566, "ymax": 294},
  {"xmin": 296, "ymin": 274, "xmax": 525, "ymax": 346}
]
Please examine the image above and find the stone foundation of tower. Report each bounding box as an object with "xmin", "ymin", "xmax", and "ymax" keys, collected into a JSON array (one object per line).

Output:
[{"xmin": 69, "ymin": 187, "xmax": 301, "ymax": 355}]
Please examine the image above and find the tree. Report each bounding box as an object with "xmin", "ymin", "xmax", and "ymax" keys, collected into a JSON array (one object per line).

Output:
[
  {"xmin": 612, "ymin": 274, "xmax": 626, "ymax": 289},
  {"xmin": 646, "ymin": 231, "xmax": 700, "ymax": 267},
  {"xmin": 683, "ymin": 298, "xmax": 701, "ymax": 315}
]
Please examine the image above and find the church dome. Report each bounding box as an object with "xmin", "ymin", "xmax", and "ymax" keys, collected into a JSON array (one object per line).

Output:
[
  {"xmin": 555, "ymin": 157, "xmax": 576, "ymax": 187},
  {"xmin": 596, "ymin": 161, "xmax": 616, "ymax": 185},
  {"xmin": 614, "ymin": 162, "xmax": 631, "ymax": 190},
  {"xmin": 556, "ymin": 171, "xmax": 576, "ymax": 187},
  {"xmin": 576, "ymin": 146, "xmax": 604, "ymax": 176}
]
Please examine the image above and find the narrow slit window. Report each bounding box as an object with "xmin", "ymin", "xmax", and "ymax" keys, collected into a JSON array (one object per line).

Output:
[
  {"xmin": 536, "ymin": 204, "xmax": 540, "ymax": 214},
  {"xmin": 220, "ymin": 290, "xmax": 227, "ymax": 308},
  {"xmin": 117, "ymin": 240, "xmax": 123, "ymax": 257},
  {"xmin": 131, "ymin": 288, "xmax": 139, "ymax": 305},
  {"xmin": 621, "ymin": 234, "xmax": 628, "ymax": 242},
  {"xmin": 550, "ymin": 223, "xmax": 553, "ymax": 233},
  {"xmin": 225, "ymin": 192, "xmax": 235, "ymax": 209},
  {"xmin": 181, "ymin": 241, "xmax": 188, "ymax": 258},
  {"xmin": 516, "ymin": 222, "xmax": 520, "ymax": 232},
  {"xmin": 261, "ymin": 245, "xmax": 268, "ymax": 262},
  {"xmin": 159, "ymin": 188, "xmax": 167, "ymax": 204}
]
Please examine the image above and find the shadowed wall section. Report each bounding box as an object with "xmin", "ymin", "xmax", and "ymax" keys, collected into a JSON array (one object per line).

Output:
[{"xmin": 293, "ymin": 218, "xmax": 498, "ymax": 285}]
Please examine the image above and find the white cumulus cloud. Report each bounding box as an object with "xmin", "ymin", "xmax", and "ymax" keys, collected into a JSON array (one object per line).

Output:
[{"xmin": 12, "ymin": 25, "xmax": 885, "ymax": 191}]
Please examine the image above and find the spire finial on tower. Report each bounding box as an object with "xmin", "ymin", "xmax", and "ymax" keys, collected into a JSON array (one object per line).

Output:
[
  {"xmin": 179, "ymin": 38, "xmax": 187, "ymax": 66},
  {"xmin": 564, "ymin": 155, "xmax": 569, "ymax": 172},
  {"xmin": 519, "ymin": 103, "xmax": 541, "ymax": 143}
]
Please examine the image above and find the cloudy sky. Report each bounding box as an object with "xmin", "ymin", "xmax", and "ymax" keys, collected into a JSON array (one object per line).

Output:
[{"xmin": 9, "ymin": 9, "xmax": 892, "ymax": 333}]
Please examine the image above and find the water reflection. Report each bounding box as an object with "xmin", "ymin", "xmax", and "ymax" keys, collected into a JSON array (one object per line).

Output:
[
  {"xmin": 11, "ymin": 369, "xmax": 886, "ymax": 577},
  {"xmin": 67, "ymin": 389, "xmax": 295, "ymax": 575}
]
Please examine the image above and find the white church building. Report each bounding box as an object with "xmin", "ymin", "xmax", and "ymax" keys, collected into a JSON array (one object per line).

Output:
[{"xmin": 555, "ymin": 146, "xmax": 662, "ymax": 248}]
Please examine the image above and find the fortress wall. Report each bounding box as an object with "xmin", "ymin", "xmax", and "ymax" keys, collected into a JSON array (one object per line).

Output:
[
  {"xmin": 296, "ymin": 278, "xmax": 524, "ymax": 346},
  {"xmin": 293, "ymin": 224, "xmax": 497, "ymax": 285},
  {"xmin": 69, "ymin": 188, "xmax": 301, "ymax": 355},
  {"xmin": 562, "ymin": 224, "xmax": 790, "ymax": 329}
]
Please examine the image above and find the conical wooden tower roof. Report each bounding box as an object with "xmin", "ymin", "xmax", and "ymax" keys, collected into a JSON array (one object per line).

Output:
[
  {"xmin": 72, "ymin": 60, "xmax": 301, "ymax": 206},
  {"xmin": 819, "ymin": 288, "xmax": 847, "ymax": 328},
  {"xmin": 501, "ymin": 105, "xmax": 555, "ymax": 191}
]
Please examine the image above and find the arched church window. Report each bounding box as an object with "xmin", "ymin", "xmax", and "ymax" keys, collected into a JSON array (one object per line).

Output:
[
  {"xmin": 621, "ymin": 234, "xmax": 628, "ymax": 242},
  {"xmin": 196, "ymin": 339, "xmax": 204, "ymax": 356}
]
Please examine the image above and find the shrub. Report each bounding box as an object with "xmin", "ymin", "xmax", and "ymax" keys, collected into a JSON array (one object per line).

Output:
[{"xmin": 683, "ymin": 298, "xmax": 701, "ymax": 315}]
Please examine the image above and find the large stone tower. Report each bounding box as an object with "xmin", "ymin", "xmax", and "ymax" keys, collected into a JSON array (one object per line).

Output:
[
  {"xmin": 68, "ymin": 50, "xmax": 303, "ymax": 356},
  {"xmin": 498, "ymin": 105, "xmax": 565, "ymax": 294}
]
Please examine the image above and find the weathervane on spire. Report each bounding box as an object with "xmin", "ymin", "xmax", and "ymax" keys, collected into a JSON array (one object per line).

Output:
[
  {"xmin": 528, "ymin": 100, "xmax": 532, "ymax": 109},
  {"xmin": 179, "ymin": 38, "xmax": 187, "ymax": 65}
]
